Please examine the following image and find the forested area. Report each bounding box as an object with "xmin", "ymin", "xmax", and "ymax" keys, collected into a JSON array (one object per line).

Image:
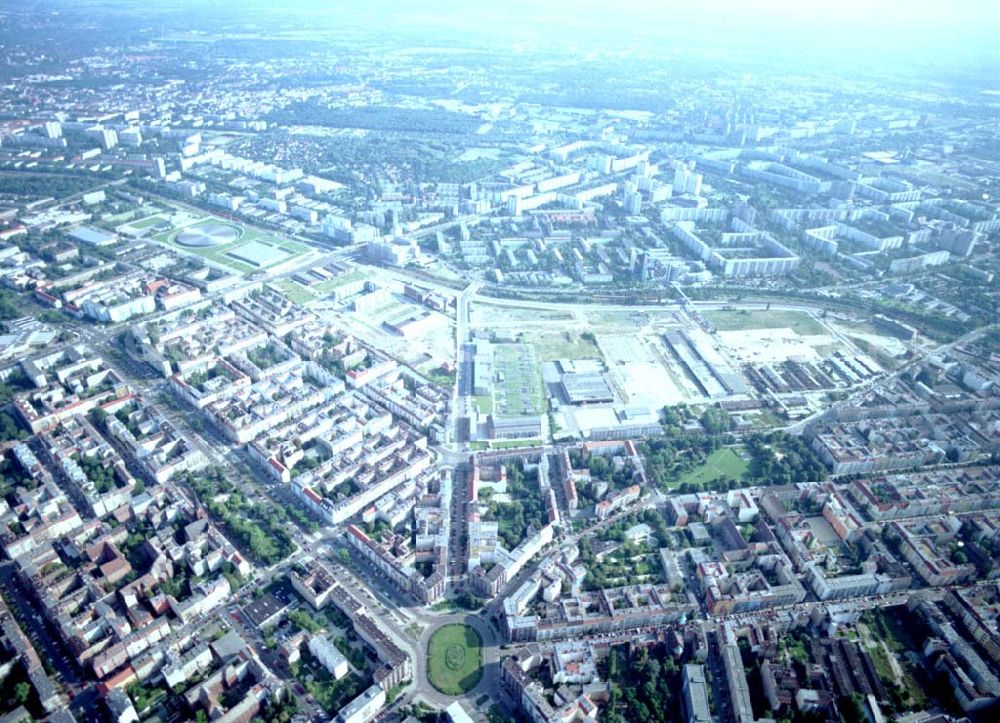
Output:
[
  {"xmin": 0, "ymin": 173, "xmax": 102, "ymax": 198},
  {"xmin": 641, "ymin": 431, "xmax": 827, "ymax": 493},
  {"xmin": 0, "ymin": 367, "xmax": 34, "ymax": 407},
  {"xmin": 745, "ymin": 432, "xmax": 827, "ymax": 486},
  {"xmin": 601, "ymin": 644, "xmax": 681, "ymax": 723},
  {"xmin": 0, "ymin": 289, "xmax": 25, "ymax": 321}
]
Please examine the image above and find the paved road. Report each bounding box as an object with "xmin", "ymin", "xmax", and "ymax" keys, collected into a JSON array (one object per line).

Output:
[
  {"xmin": 0, "ymin": 561, "xmax": 98, "ymax": 719},
  {"xmin": 29, "ymin": 227, "xmax": 981, "ymax": 721},
  {"xmin": 413, "ymin": 612, "xmax": 501, "ymax": 709}
]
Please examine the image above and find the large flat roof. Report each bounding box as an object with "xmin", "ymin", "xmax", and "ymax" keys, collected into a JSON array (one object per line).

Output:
[
  {"xmin": 227, "ymin": 239, "xmax": 289, "ymax": 267},
  {"xmin": 561, "ymin": 372, "xmax": 614, "ymax": 404},
  {"xmin": 68, "ymin": 225, "xmax": 116, "ymax": 246}
]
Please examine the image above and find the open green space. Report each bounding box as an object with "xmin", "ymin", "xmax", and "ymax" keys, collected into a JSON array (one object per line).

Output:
[
  {"xmin": 314, "ymin": 269, "xmax": 366, "ymax": 294},
  {"xmin": 185, "ymin": 466, "xmax": 296, "ymax": 565},
  {"xmin": 380, "ymin": 305, "xmax": 416, "ymax": 324},
  {"xmin": 858, "ymin": 606, "xmax": 930, "ymax": 711},
  {"xmin": 150, "ymin": 215, "xmax": 208, "ymax": 243},
  {"xmin": 489, "ymin": 439, "xmax": 540, "ymax": 450},
  {"xmin": 129, "ymin": 213, "xmax": 168, "ymax": 230},
  {"xmin": 675, "ymin": 447, "xmax": 748, "ymax": 489},
  {"xmin": 152, "ymin": 215, "xmax": 311, "ymax": 274},
  {"xmin": 151, "ymin": 218, "xmax": 254, "ymax": 273},
  {"xmin": 582, "ymin": 540, "xmax": 664, "ymax": 591},
  {"xmin": 785, "ymin": 637, "xmax": 809, "ymax": 664},
  {"xmin": 273, "ymin": 279, "xmax": 316, "ymax": 305},
  {"xmin": 104, "ymin": 211, "xmax": 138, "ymax": 224},
  {"xmin": 481, "ymin": 461, "xmax": 547, "ymax": 549},
  {"xmin": 704, "ymin": 308, "xmax": 827, "ymax": 336},
  {"xmin": 427, "ymin": 624, "xmax": 482, "ymax": 696},
  {"xmin": 242, "ymin": 226, "xmax": 309, "ymax": 254},
  {"xmin": 475, "ymin": 303, "xmax": 574, "ymax": 323},
  {"xmin": 526, "ymin": 331, "xmax": 602, "ymax": 362},
  {"xmin": 292, "ymin": 649, "xmax": 368, "ymax": 715},
  {"xmin": 423, "ymin": 367, "xmax": 457, "ymax": 388}
]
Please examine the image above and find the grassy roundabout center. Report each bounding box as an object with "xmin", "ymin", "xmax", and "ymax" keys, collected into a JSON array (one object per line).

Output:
[{"xmin": 427, "ymin": 623, "xmax": 483, "ymax": 696}]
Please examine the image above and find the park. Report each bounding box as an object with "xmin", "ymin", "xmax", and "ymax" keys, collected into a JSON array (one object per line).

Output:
[{"xmin": 427, "ymin": 624, "xmax": 483, "ymax": 696}]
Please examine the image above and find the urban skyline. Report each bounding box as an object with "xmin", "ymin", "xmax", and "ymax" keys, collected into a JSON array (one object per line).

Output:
[{"xmin": 0, "ymin": 3, "xmax": 997, "ymax": 723}]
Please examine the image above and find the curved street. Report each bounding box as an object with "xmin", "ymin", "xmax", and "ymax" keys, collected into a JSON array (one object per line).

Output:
[
  {"xmin": 394, "ymin": 610, "xmax": 502, "ymax": 707},
  {"xmin": 414, "ymin": 612, "xmax": 502, "ymax": 707}
]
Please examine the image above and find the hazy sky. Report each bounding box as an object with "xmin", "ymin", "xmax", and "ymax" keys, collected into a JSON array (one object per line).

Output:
[
  {"xmin": 53, "ymin": 0, "xmax": 1000, "ymax": 72},
  {"xmin": 149, "ymin": 0, "xmax": 997, "ymax": 37},
  {"xmin": 345, "ymin": 0, "xmax": 997, "ymax": 31},
  {"xmin": 343, "ymin": 0, "xmax": 999, "ymax": 69},
  {"xmin": 304, "ymin": 0, "xmax": 999, "ymax": 57},
  {"xmin": 570, "ymin": 0, "xmax": 990, "ymax": 23}
]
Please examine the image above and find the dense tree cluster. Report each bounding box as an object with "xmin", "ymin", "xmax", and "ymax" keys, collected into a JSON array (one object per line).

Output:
[
  {"xmin": 0, "ymin": 410, "xmax": 26, "ymax": 442},
  {"xmin": 256, "ymin": 695, "xmax": 300, "ymax": 723},
  {"xmin": 287, "ymin": 609, "xmax": 326, "ymax": 634},
  {"xmin": 659, "ymin": 403, "xmax": 692, "ymax": 433},
  {"xmin": 0, "ymin": 173, "xmax": 103, "ymax": 199},
  {"xmin": 602, "ymin": 644, "xmax": 680, "ymax": 723},
  {"xmin": 569, "ymin": 448, "xmax": 637, "ymax": 503},
  {"xmin": 73, "ymin": 453, "xmax": 118, "ymax": 494},
  {"xmin": 229, "ymin": 131, "xmax": 509, "ymax": 189},
  {"xmin": 598, "ymin": 509, "xmax": 673, "ymax": 548},
  {"xmin": 641, "ymin": 431, "xmax": 826, "ymax": 493},
  {"xmin": 580, "ymin": 538, "xmax": 662, "ymax": 592},
  {"xmin": 185, "ymin": 466, "xmax": 296, "ymax": 566},
  {"xmin": 481, "ymin": 461, "xmax": 547, "ymax": 550},
  {"xmin": 639, "ymin": 434, "xmax": 728, "ymax": 491},
  {"xmin": 745, "ymin": 432, "xmax": 826, "ymax": 486},
  {"xmin": 685, "ymin": 285, "xmax": 977, "ymax": 341},
  {"xmin": 0, "ymin": 290, "xmax": 23, "ymax": 322},
  {"xmin": 699, "ymin": 406, "xmax": 732, "ymax": 434}
]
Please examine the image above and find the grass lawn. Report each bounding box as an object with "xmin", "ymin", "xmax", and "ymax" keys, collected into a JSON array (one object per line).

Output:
[
  {"xmin": 527, "ymin": 331, "xmax": 602, "ymax": 362},
  {"xmin": 862, "ymin": 607, "xmax": 930, "ymax": 711},
  {"xmin": 474, "ymin": 303, "xmax": 574, "ymax": 323},
  {"xmin": 704, "ymin": 309, "xmax": 827, "ymax": 336},
  {"xmin": 427, "ymin": 624, "xmax": 483, "ymax": 696},
  {"xmin": 868, "ymin": 643, "xmax": 895, "ymax": 681},
  {"xmin": 473, "ymin": 395, "xmax": 494, "ymax": 414},
  {"xmin": 240, "ymin": 226, "xmax": 309, "ymax": 255},
  {"xmin": 675, "ymin": 447, "xmax": 748, "ymax": 489},
  {"xmin": 273, "ymin": 279, "xmax": 316, "ymax": 305},
  {"xmin": 470, "ymin": 439, "xmax": 539, "ymax": 451},
  {"xmin": 490, "ymin": 439, "xmax": 540, "ymax": 450},
  {"xmin": 314, "ymin": 270, "xmax": 367, "ymax": 294},
  {"xmin": 744, "ymin": 409, "xmax": 785, "ymax": 427},
  {"xmin": 128, "ymin": 213, "xmax": 168, "ymax": 229},
  {"xmin": 867, "ymin": 642, "xmax": 928, "ymax": 710},
  {"xmin": 104, "ymin": 211, "xmax": 137, "ymax": 224},
  {"xmin": 785, "ymin": 639, "xmax": 809, "ymax": 664},
  {"xmin": 868, "ymin": 607, "xmax": 920, "ymax": 652}
]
